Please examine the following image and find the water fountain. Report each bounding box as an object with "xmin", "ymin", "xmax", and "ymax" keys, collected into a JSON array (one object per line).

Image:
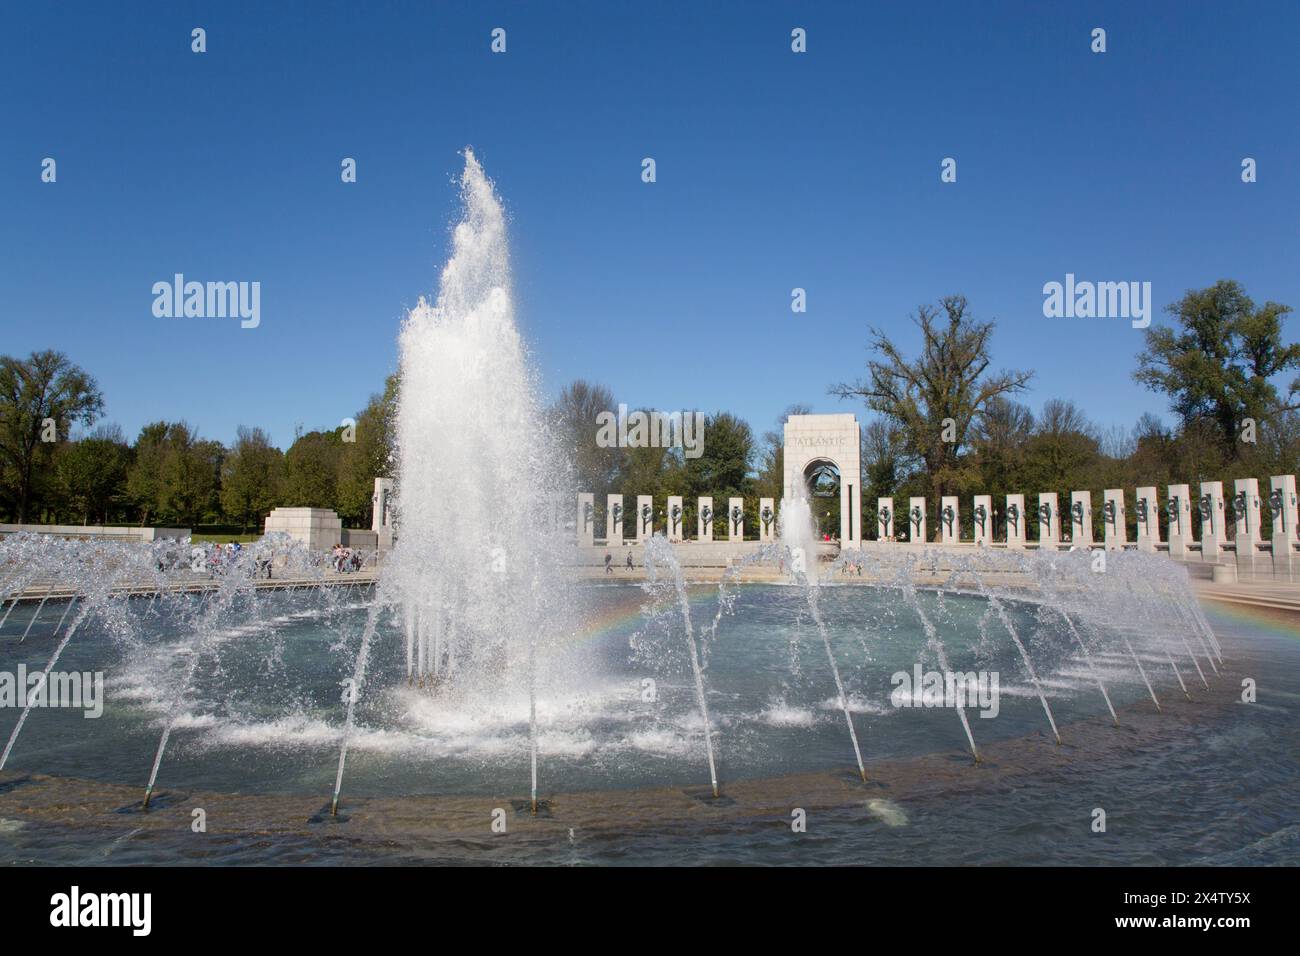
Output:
[{"xmin": 0, "ymin": 152, "xmax": 1244, "ymax": 866}]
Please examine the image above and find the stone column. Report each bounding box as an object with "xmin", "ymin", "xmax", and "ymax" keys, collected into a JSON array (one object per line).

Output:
[
  {"xmin": 1231, "ymin": 478, "xmax": 1261, "ymax": 578},
  {"xmin": 876, "ymin": 497, "xmax": 894, "ymax": 542},
  {"xmin": 758, "ymin": 497, "xmax": 776, "ymax": 543},
  {"xmin": 844, "ymin": 479, "xmax": 862, "ymax": 549},
  {"xmin": 635, "ymin": 495, "xmax": 654, "ymax": 542},
  {"xmin": 697, "ymin": 496, "xmax": 714, "ymax": 542},
  {"xmin": 907, "ymin": 497, "xmax": 927, "ymax": 544},
  {"xmin": 1102, "ymin": 489, "xmax": 1126, "ymax": 550},
  {"xmin": 1070, "ymin": 491, "xmax": 1093, "ymax": 548},
  {"xmin": 371, "ymin": 477, "xmax": 394, "ymax": 549},
  {"xmin": 728, "ymin": 497, "xmax": 744, "ymax": 542},
  {"xmin": 606, "ymin": 494, "xmax": 624, "ymax": 545},
  {"xmin": 577, "ymin": 492, "xmax": 595, "ymax": 546},
  {"xmin": 1166, "ymin": 483, "xmax": 1191, "ymax": 558},
  {"xmin": 1005, "ymin": 494, "xmax": 1026, "ymax": 549},
  {"xmin": 1135, "ymin": 486, "xmax": 1160, "ymax": 552},
  {"xmin": 1198, "ymin": 481, "xmax": 1225, "ymax": 561},
  {"xmin": 1268, "ymin": 475, "xmax": 1297, "ymax": 579},
  {"xmin": 1232, "ymin": 478, "xmax": 1261, "ymax": 554},
  {"xmin": 972, "ymin": 495, "xmax": 992, "ymax": 546},
  {"xmin": 1037, "ymin": 492, "xmax": 1059, "ymax": 549},
  {"xmin": 666, "ymin": 495, "xmax": 684, "ymax": 542},
  {"xmin": 940, "ymin": 495, "xmax": 960, "ymax": 545}
]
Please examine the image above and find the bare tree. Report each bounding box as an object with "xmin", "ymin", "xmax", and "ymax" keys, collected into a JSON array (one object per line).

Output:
[{"xmin": 830, "ymin": 295, "xmax": 1032, "ymax": 503}]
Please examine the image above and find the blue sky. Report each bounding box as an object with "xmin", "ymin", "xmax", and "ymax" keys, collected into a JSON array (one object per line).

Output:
[{"xmin": 2, "ymin": 1, "xmax": 1297, "ymax": 449}]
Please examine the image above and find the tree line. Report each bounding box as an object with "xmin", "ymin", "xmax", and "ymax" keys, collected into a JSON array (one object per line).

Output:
[
  {"xmin": 0, "ymin": 355, "xmax": 394, "ymax": 531},
  {"xmin": 2, "ymin": 280, "xmax": 1295, "ymax": 540}
]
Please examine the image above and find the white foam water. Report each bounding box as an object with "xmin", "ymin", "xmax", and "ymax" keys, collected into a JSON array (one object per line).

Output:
[{"xmin": 385, "ymin": 149, "xmax": 573, "ymax": 692}]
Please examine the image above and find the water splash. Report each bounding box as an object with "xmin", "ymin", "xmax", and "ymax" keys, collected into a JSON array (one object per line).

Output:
[
  {"xmin": 780, "ymin": 496, "xmax": 867, "ymax": 781},
  {"xmin": 329, "ymin": 149, "xmax": 575, "ymax": 814}
]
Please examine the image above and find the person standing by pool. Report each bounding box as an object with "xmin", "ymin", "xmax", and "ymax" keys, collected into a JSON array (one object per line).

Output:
[{"xmin": 604, "ymin": 552, "xmax": 612, "ymax": 574}]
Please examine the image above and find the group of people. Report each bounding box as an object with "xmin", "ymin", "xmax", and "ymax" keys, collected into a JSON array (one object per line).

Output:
[
  {"xmin": 183, "ymin": 541, "xmax": 261, "ymax": 579},
  {"xmin": 603, "ymin": 551, "xmax": 635, "ymax": 574},
  {"xmin": 330, "ymin": 544, "xmax": 363, "ymax": 573}
]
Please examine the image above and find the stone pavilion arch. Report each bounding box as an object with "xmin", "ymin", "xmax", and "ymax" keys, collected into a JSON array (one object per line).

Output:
[{"xmin": 782, "ymin": 413, "xmax": 861, "ymax": 547}]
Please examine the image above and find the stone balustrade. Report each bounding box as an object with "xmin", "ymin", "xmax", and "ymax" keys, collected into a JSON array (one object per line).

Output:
[{"xmin": 582, "ymin": 475, "xmax": 1300, "ymax": 579}]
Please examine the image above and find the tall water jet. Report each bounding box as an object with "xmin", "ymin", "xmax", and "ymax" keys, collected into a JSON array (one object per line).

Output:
[
  {"xmin": 643, "ymin": 536, "xmax": 720, "ymax": 798},
  {"xmin": 960, "ymin": 554, "xmax": 1062, "ymax": 746},
  {"xmin": 779, "ymin": 496, "xmax": 867, "ymax": 782},
  {"xmin": 329, "ymin": 149, "xmax": 574, "ymax": 814}
]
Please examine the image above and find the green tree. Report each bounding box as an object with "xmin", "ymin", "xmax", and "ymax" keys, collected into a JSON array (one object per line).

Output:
[
  {"xmin": 682, "ymin": 412, "xmax": 754, "ymax": 498},
  {"xmin": 220, "ymin": 426, "xmax": 283, "ymax": 532},
  {"xmin": 336, "ymin": 375, "xmax": 399, "ymax": 526},
  {"xmin": 54, "ymin": 425, "xmax": 131, "ymax": 524},
  {"xmin": 1020, "ymin": 399, "xmax": 1100, "ymax": 493},
  {"xmin": 126, "ymin": 422, "xmax": 222, "ymax": 526},
  {"xmin": 831, "ymin": 296, "xmax": 1032, "ymax": 505},
  {"xmin": 163, "ymin": 429, "xmax": 223, "ymax": 525},
  {"xmin": 1135, "ymin": 280, "xmax": 1299, "ymax": 457},
  {"xmin": 126, "ymin": 421, "xmax": 170, "ymax": 525},
  {"xmin": 281, "ymin": 428, "xmax": 344, "ymax": 508},
  {"xmin": 0, "ymin": 350, "xmax": 104, "ymax": 522}
]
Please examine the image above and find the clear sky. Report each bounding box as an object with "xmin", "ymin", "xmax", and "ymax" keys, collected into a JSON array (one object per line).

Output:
[{"xmin": 2, "ymin": 1, "xmax": 1297, "ymax": 449}]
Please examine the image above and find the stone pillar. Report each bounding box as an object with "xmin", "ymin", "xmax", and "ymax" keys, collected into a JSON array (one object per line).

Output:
[
  {"xmin": 1232, "ymin": 478, "xmax": 1261, "ymax": 554},
  {"xmin": 1135, "ymin": 486, "xmax": 1160, "ymax": 552},
  {"xmin": 635, "ymin": 495, "xmax": 654, "ymax": 542},
  {"xmin": 1037, "ymin": 493, "xmax": 1059, "ymax": 549},
  {"xmin": 940, "ymin": 495, "xmax": 960, "ymax": 545},
  {"xmin": 1005, "ymin": 494, "xmax": 1026, "ymax": 549},
  {"xmin": 876, "ymin": 497, "xmax": 894, "ymax": 542},
  {"xmin": 1102, "ymin": 489, "xmax": 1126, "ymax": 550},
  {"xmin": 1198, "ymin": 481, "xmax": 1225, "ymax": 561},
  {"xmin": 758, "ymin": 497, "xmax": 776, "ymax": 543},
  {"xmin": 606, "ymin": 494, "xmax": 624, "ymax": 545},
  {"xmin": 972, "ymin": 495, "xmax": 992, "ymax": 546},
  {"xmin": 1166, "ymin": 483, "xmax": 1191, "ymax": 558},
  {"xmin": 1268, "ymin": 475, "xmax": 1297, "ymax": 579},
  {"xmin": 845, "ymin": 479, "xmax": 862, "ymax": 548},
  {"xmin": 371, "ymin": 477, "xmax": 394, "ymax": 549},
  {"xmin": 728, "ymin": 497, "xmax": 744, "ymax": 542},
  {"xmin": 1069, "ymin": 491, "xmax": 1093, "ymax": 548},
  {"xmin": 666, "ymin": 495, "xmax": 684, "ymax": 542},
  {"xmin": 577, "ymin": 493, "xmax": 595, "ymax": 546},
  {"xmin": 1231, "ymin": 478, "xmax": 1261, "ymax": 578},
  {"xmin": 697, "ymin": 496, "xmax": 714, "ymax": 542},
  {"xmin": 907, "ymin": 497, "xmax": 927, "ymax": 544}
]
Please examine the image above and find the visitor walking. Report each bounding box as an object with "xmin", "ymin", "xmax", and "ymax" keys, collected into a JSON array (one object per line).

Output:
[
  {"xmin": 626, "ymin": 551, "xmax": 633, "ymax": 572},
  {"xmin": 604, "ymin": 552, "xmax": 612, "ymax": 574}
]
